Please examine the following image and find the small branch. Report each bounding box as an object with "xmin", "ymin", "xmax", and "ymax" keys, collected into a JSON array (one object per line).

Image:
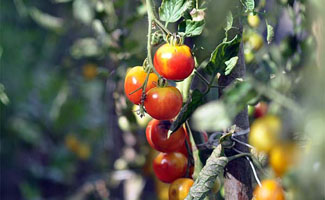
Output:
[{"xmin": 194, "ymin": 70, "xmax": 210, "ymax": 86}]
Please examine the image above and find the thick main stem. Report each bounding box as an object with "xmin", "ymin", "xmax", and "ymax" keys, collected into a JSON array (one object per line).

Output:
[{"xmin": 219, "ymin": 21, "xmax": 253, "ymax": 200}]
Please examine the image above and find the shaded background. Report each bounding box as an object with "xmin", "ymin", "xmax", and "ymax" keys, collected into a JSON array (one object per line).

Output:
[{"xmin": 1, "ymin": 0, "xmax": 324, "ymax": 200}]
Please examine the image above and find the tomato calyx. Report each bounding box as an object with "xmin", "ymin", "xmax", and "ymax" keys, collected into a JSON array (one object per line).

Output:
[
  {"xmin": 157, "ymin": 77, "xmax": 168, "ymax": 87},
  {"xmin": 166, "ymin": 34, "xmax": 184, "ymax": 46}
]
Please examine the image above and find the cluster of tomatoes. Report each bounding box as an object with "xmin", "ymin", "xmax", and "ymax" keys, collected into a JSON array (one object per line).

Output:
[
  {"xmin": 249, "ymin": 102, "xmax": 300, "ymax": 200},
  {"xmin": 124, "ymin": 41, "xmax": 196, "ymax": 199}
]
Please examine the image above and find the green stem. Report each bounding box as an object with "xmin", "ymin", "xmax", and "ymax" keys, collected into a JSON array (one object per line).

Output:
[
  {"xmin": 228, "ymin": 153, "xmax": 251, "ymax": 162},
  {"xmin": 154, "ymin": 18, "xmax": 172, "ymax": 35}
]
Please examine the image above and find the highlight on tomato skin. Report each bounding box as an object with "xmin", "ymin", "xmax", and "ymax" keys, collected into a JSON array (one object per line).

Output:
[
  {"xmin": 144, "ymin": 86, "xmax": 183, "ymax": 120},
  {"xmin": 124, "ymin": 66, "xmax": 158, "ymax": 105},
  {"xmin": 146, "ymin": 119, "xmax": 186, "ymax": 152},
  {"xmin": 168, "ymin": 178, "xmax": 194, "ymax": 200},
  {"xmin": 154, "ymin": 43, "xmax": 195, "ymax": 81},
  {"xmin": 153, "ymin": 152, "xmax": 188, "ymax": 183},
  {"xmin": 253, "ymin": 179, "xmax": 285, "ymax": 200}
]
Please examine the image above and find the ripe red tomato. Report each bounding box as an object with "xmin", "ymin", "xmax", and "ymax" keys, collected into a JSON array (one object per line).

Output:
[
  {"xmin": 154, "ymin": 43, "xmax": 195, "ymax": 80},
  {"xmin": 144, "ymin": 86, "xmax": 183, "ymax": 120},
  {"xmin": 124, "ymin": 66, "xmax": 158, "ymax": 104},
  {"xmin": 153, "ymin": 152, "xmax": 188, "ymax": 183},
  {"xmin": 169, "ymin": 178, "xmax": 194, "ymax": 200},
  {"xmin": 253, "ymin": 179, "xmax": 285, "ymax": 200},
  {"xmin": 254, "ymin": 102, "xmax": 268, "ymax": 118},
  {"xmin": 146, "ymin": 119, "xmax": 186, "ymax": 152}
]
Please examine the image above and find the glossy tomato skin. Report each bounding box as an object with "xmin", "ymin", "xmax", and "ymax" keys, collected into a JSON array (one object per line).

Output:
[
  {"xmin": 144, "ymin": 86, "xmax": 183, "ymax": 120},
  {"xmin": 153, "ymin": 152, "xmax": 188, "ymax": 183},
  {"xmin": 154, "ymin": 43, "xmax": 195, "ymax": 80},
  {"xmin": 146, "ymin": 119, "xmax": 186, "ymax": 152},
  {"xmin": 253, "ymin": 179, "xmax": 285, "ymax": 200},
  {"xmin": 169, "ymin": 178, "xmax": 194, "ymax": 200},
  {"xmin": 124, "ymin": 66, "xmax": 158, "ymax": 104}
]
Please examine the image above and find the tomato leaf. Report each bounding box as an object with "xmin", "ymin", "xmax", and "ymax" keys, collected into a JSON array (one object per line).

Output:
[
  {"xmin": 241, "ymin": 0, "xmax": 255, "ymax": 12},
  {"xmin": 159, "ymin": 0, "xmax": 192, "ymax": 23},
  {"xmin": 266, "ymin": 20, "xmax": 274, "ymax": 44},
  {"xmin": 169, "ymin": 89, "xmax": 205, "ymax": 134},
  {"xmin": 224, "ymin": 56, "xmax": 238, "ymax": 75},
  {"xmin": 192, "ymin": 101, "xmax": 231, "ymax": 131},
  {"xmin": 179, "ymin": 20, "xmax": 205, "ymax": 37},
  {"xmin": 224, "ymin": 11, "xmax": 233, "ymax": 33},
  {"xmin": 203, "ymin": 35, "xmax": 241, "ymax": 75}
]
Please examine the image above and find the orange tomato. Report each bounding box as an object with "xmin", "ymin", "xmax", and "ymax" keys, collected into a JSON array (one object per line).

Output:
[
  {"xmin": 168, "ymin": 178, "xmax": 194, "ymax": 200},
  {"xmin": 253, "ymin": 179, "xmax": 285, "ymax": 200}
]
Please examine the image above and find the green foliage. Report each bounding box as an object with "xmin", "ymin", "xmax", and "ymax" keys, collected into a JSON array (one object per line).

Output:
[
  {"xmin": 169, "ymin": 89, "xmax": 205, "ymax": 135},
  {"xmin": 159, "ymin": 0, "xmax": 192, "ymax": 23},
  {"xmin": 179, "ymin": 19, "xmax": 205, "ymax": 37},
  {"xmin": 0, "ymin": 84, "xmax": 10, "ymax": 105},
  {"xmin": 225, "ymin": 56, "xmax": 238, "ymax": 75},
  {"xmin": 204, "ymin": 35, "xmax": 241, "ymax": 75},
  {"xmin": 241, "ymin": 0, "xmax": 255, "ymax": 12},
  {"xmin": 266, "ymin": 20, "xmax": 274, "ymax": 44}
]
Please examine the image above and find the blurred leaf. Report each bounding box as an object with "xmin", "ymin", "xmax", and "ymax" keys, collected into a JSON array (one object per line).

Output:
[
  {"xmin": 241, "ymin": 0, "xmax": 255, "ymax": 12},
  {"xmin": 70, "ymin": 38, "xmax": 102, "ymax": 58},
  {"xmin": 159, "ymin": 0, "xmax": 191, "ymax": 23},
  {"xmin": 73, "ymin": 0, "xmax": 94, "ymax": 24},
  {"xmin": 179, "ymin": 20, "xmax": 205, "ymax": 37},
  {"xmin": 19, "ymin": 182, "xmax": 41, "ymax": 200},
  {"xmin": 224, "ymin": 11, "xmax": 233, "ymax": 33},
  {"xmin": 0, "ymin": 83, "xmax": 10, "ymax": 105},
  {"xmin": 204, "ymin": 35, "xmax": 241, "ymax": 75},
  {"xmin": 53, "ymin": 0, "xmax": 72, "ymax": 3},
  {"xmin": 192, "ymin": 101, "xmax": 231, "ymax": 131},
  {"xmin": 266, "ymin": 20, "xmax": 274, "ymax": 44},
  {"xmin": 169, "ymin": 90, "xmax": 205, "ymax": 135},
  {"xmin": 9, "ymin": 118, "xmax": 41, "ymax": 145},
  {"xmin": 224, "ymin": 56, "xmax": 238, "ymax": 75},
  {"xmin": 49, "ymin": 84, "xmax": 69, "ymax": 121},
  {"xmin": 29, "ymin": 7, "xmax": 64, "ymax": 32}
]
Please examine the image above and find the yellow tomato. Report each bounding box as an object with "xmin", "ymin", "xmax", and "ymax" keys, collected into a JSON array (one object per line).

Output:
[
  {"xmin": 248, "ymin": 33, "xmax": 264, "ymax": 51},
  {"xmin": 270, "ymin": 142, "xmax": 299, "ymax": 177},
  {"xmin": 65, "ymin": 134, "xmax": 79, "ymax": 152},
  {"xmin": 76, "ymin": 142, "xmax": 91, "ymax": 160},
  {"xmin": 249, "ymin": 115, "xmax": 281, "ymax": 153},
  {"xmin": 244, "ymin": 49, "xmax": 255, "ymax": 63},
  {"xmin": 82, "ymin": 63, "xmax": 97, "ymax": 80},
  {"xmin": 247, "ymin": 14, "xmax": 261, "ymax": 28},
  {"xmin": 155, "ymin": 179, "xmax": 170, "ymax": 200},
  {"xmin": 253, "ymin": 179, "xmax": 285, "ymax": 200},
  {"xmin": 169, "ymin": 178, "xmax": 194, "ymax": 200}
]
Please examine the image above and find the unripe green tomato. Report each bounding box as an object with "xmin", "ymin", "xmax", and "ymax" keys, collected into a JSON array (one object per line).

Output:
[
  {"xmin": 248, "ymin": 33, "xmax": 264, "ymax": 51},
  {"xmin": 247, "ymin": 14, "xmax": 260, "ymax": 28},
  {"xmin": 133, "ymin": 105, "xmax": 152, "ymax": 128}
]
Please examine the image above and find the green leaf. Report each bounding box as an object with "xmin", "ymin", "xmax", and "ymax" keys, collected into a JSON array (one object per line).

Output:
[
  {"xmin": 242, "ymin": 0, "xmax": 255, "ymax": 12},
  {"xmin": 29, "ymin": 7, "xmax": 64, "ymax": 32},
  {"xmin": 179, "ymin": 20, "xmax": 205, "ymax": 37},
  {"xmin": 225, "ymin": 56, "xmax": 238, "ymax": 75},
  {"xmin": 266, "ymin": 20, "xmax": 274, "ymax": 44},
  {"xmin": 185, "ymin": 145, "xmax": 228, "ymax": 200},
  {"xmin": 192, "ymin": 101, "xmax": 231, "ymax": 132},
  {"xmin": 0, "ymin": 83, "xmax": 9, "ymax": 105},
  {"xmin": 159, "ymin": 0, "xmax": 191, "ymax": 23},
  {"xmin": 169, "ymin": 89, "xmax": 205, "ymax": 134},
  {"xmin": 224, "ymin": 11, "xmax": 233, "ymax": 32},
  {"xmin": 204, "ymin": 35, "xmax": 241, "ymax": 75},
  {"xmin": 73, "ymin": 0, "xmax": 94, "ymax": 24}
]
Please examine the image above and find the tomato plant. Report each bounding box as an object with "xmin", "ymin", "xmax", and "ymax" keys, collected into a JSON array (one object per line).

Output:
[
  {"xmin": 154, "ymin": 43, "xmax": 195, "ymax": 81},
  {"xmin": 144, "ymin": 86, "xmax": 183, "ymax": 120},
  {"xmin": 124, "ymin": 66, "xmax": 158, "ymax": 104},
  {"xmin": 168, "ymin": 178, "xmax": 194, "ymax": 200},
  {"xmin": 253, "ymin": 179, "xmax": 285, "ymax": 200},
  {"xmin": 153, "ymin": 152, "xmax": 188, "ymax": 183},
  {"xmin": 146, "ymin": 119, "xmax": 186, "ymax": 152}
]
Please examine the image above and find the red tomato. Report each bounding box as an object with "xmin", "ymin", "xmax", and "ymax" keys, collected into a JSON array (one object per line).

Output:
[
  {"xmin": 254, "ymin": 102, "xmax": 268, "ymax": 118},
  {"xmin": 146, "ymin": 119, "xmax": 186, "ymax": 152},
  {"xmin": 124, "ymin": 66, "xmax": 158, "ymax": 104},
  {"xmin": 144, "ymin": 86, "xmax": 183, "ymax": 120},
  {"xmin": 154, "ymin": 43, "xmax": 195, "ymax": 80},
  {"xmin": 153, "ymin": 152, "xmax": 188, "ymax": 183},
  {"xmin": 169, "ymin": 178, "xmax": 194, "ymax": 200}
]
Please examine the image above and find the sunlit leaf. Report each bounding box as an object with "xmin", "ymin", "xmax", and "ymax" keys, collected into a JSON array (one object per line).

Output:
[
  {"xmin": 179, "ymin": 20, "xmax": 205, "ymax": 37},
  {"xmin": 29, "ymin": 7, "xmax": 63, "ymax": 32},
  {"xmin": 224, "ymin": 11, "xmax": 233, "ymax": 32},
  {"xmin": 225, "ymin": 56, "xmax": 238, "ymax": 75},
  {"xmin": 159, "ymin": 0, "xmax": 192, "ymax": 23},
  {"xmin": 266, "ymin": 20, "xmax": 274, "ymax": 44}
]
